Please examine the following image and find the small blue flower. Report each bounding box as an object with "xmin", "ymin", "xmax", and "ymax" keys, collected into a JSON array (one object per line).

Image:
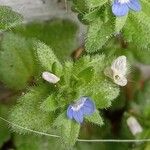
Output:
[
  {"xmin": 112, "ymin": 0, "xmax": 141, "ymax": 17},
  {"xmin": 67, "ymin": 97, "xmax": 96, "ymax": 123}
]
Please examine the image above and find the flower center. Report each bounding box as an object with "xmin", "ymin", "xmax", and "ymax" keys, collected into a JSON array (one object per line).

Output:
[
  {"xmin": 118, "ymin": 0, "xmax": 130, "ymax": 4},
  {"xmin": 71, "ymin": 97, "xmax": 86, "ymax": 111}
]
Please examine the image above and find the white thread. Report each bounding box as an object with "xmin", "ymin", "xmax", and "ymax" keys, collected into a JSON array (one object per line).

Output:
[
  {"xmin": 0, "ymin": 116, "xmax": 60, "ymax": 138},
  {"xmin": 1, "ymin": 116, "xmax": 150, "ymax": 143}
]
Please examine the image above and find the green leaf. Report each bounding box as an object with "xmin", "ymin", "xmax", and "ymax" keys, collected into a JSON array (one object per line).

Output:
[
  {"xmin": 62, "ymin": 120, "xmax": 80, "ymax": 147},
  {"xmin": 86, "ymin": 19, "xmax": 114, "ymax": 53},
  {"xmin": 53, "ymin": 113, "xmax": 67, "ymax": 128},
  {"xmin": 83, "ymin": 8, "xmax": 101, "ymax": 23},
  {"xmin": 40, "ymin": 95, "xmax": 59, "ymax": 112},
  {"xmin": 72, "ymin": 0, "xmax": 88, "ymax": 13},
  {"xmin": 72, "ymin": 54, "xmax": 105, "ymax": 77},
  {"xmin": 85, "ymin": 110, "xmax": 103, "ymax": 126},
  {"xmin": 0, "ymin": 33, "xmax": 37, "ymax": 90},
  {"xmin": 35, "ymin": 41, "xmax": 62, "ymax": 75},
  {"xmin": 86, "ymin": 0, "xmax": 107, "ymax": 9},
  {"xmin": 0, "ymin": 105, "xmax": 11, "ymax": 148},
  {"xmin": 80, "ymin": 80, "xmax": 120, "ymax": 109},
  {"xmin": 53, "ymin": 113, "xmax": 80, "ymax": 147},
  {"xmin": 13, "ymin": 19, "xmax": 78, "ymax": 61},
  {"xmin": 123, "ymin": 11, "xmax": 150, "ymax": 50},
  {"xmin": 134, "ymin": 80, "xmax": 150, "ymax": 119},
  {"xmin": 0, "ymin": 6, "xmax": 23, "ymax": 32},
  {"xmin": 115, "ymin": 15, "xmax": 128, "ymax": 33},
  {"xmin": 133, "ymin": 11, "xmax": 150, "ymax": 30},
  {"xmin": 88, "ymin": 54, "xmax": 106, "ymax": 75},
  {"xmin": 14, "ymin": 134, "xmax": 60, "ymax": 150},
  {"xmin": 93, "ymin": 81, "xmax": 120, "ymax": 108},
  {"xmin": 9, "ymin": 85, "xmax": 54, "ymax": 133},
  {"xmin": 134, "ymin": 49, "xmax": 150, "ymax": 64},
  {"xmin": 71, "ymin": 55, "xmax": 119, "ymax": 110},
  {"xmin": 142, "ymin": 0, "xmax": 150, "ymax": 16},
  {"xmin": 145, "ymin": 143, "xmax": 150, "ymax": 150},
  {"xmin": 77, "ymin": 66, "xmax": 94, "ymax": 83}
]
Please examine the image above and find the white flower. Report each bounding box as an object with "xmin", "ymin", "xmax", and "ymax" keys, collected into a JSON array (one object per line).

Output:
[
  {"xmin": 104, "ymin": 56, "xmax": 127, "ymax": 86},
  {"xmin": 42, "ymin": 71, "xmax": 60, "ymax": 84}
]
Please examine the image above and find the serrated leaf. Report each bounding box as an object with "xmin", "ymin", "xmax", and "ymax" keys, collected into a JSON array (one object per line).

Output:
[
  {"xmin": 40, "ymin": 95, "xmax": 59, "ymax": 112},
  {"xmin": 13, "ymin": 19, "xmax": 78, "ymax": 61},
  {"xmin": 72, "ymin": 56, "xmax": 91, "ymax": 75},
  {"xmin": 123, "ymin": 11, "xmax": 150, "ymax": 50},
  {"xmin": 0, "ymin": 33, "xmax": 37, "ymax": 90},
  {"xmin": 9, "ymin": 86, "xmax": 54, "ymax": 133},
  {"xmin": 80, "ymin": 80, "xmax": 120, "ymax": 109},
  {"xmin": 93, "ymin": 81, "xmax": 120, "ymax": 108},
  {"xmin": 53, "ymin": 112, "xmax": 80, "ymax": 147},
  {"xmin": 53, "ymin": 112, "xmax": 67, "ymax": 127},
  {"xmin": 83, "ymin": 8, "xmax": 100, "ymax": 23},
  {"xmin": 73, "ymin": 55, "xmax": 119, "ymax": 110},
  {"xmin": 53, "ymin": 113, "xmax": 66, "ymax": 127},
  {"xmin": 115, "ymin": 15, "xmax": 128, "ymax": 33},
  {"xmin": 85, "ymin": 110, "xmax": 103, "ymax": 126},
  {"xmin": 86, "ymin": 0, "xmax": 107, "ymax": 9},
  {"xmin": 35, "ymin": 41, "xmax": 62, "ymax": 75},
  {"xmin": 77, "ymin": 66, "xmax": 94, "ymax": 83},
  {"xmin": 133, "ymin": 11, "xmax": 150, "ymax": 30},
  {"xmin": 0, "ymin": 6, "xmax": 23, "ymax": 32},
  {"xmin": 86, "ymin": 20, "xmax": 114, "ymax": 53},
  {"xmin": 63, "ymin": 120, "xmax": 80, "ymax": 147},
  {"xmin": 89, "ymin": 54, "xmax": 106, "ymax": 74}
]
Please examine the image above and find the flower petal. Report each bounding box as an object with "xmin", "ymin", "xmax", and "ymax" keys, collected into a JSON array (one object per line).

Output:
[
  {"xmin": 127, "ymin": 0, "xmax": 141, "ymax": 11},
  {"xmin": 82, "ymin": 98, "xmax": 95, "ymax": 115},
  {"xmin": 82, "ymin": 106, "xmax": 94, "ymax": 115},
  {"xmin": 114, "ymin": 75, "xmax": 127, "ymax": 86},
  {"xmin": 112, "ymin": 0, "xmax": 129, "ymax": 16},
  {"xmin": 67, "ymin": 105, "xmax": 73, "ymax": 119},
  {"xmin": 84, "ymin": 99, "xmax": 94, "ymax": 108},
  {"xmin": 73, "ymin": 110, "xmax": 83, "ymax": 123}
]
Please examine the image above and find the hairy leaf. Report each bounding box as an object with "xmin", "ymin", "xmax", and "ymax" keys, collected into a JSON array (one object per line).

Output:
[
  {"xmin": 40, "ymin": 94, "xmax": 59, "ymax": 112},
  {"xmin": 85, "ymin": 110, "xmax": 103, "ymax": 126},
  {"xmin": 86, "ymin": 19, "xmax": 114, "ymax": 53},
  {"xmin": 0, "ymin": 33, "xmax": 37, "ymax": 90},
  {"xmin": 13, "ymin": 20, "xmax": 78, "ymax": 61},
  {"xmin": 9, "ymin": 85, "xmax": 54, "ymax": 133},
  {"xmin": 0, "ymin": 6, "xmax": 23, "ymax": 32},
  {"xmin": 86, "ymin": 0, "xmax": 107, "ymax": 9},
  {"xmin": 0, "ymin": 105, "xmax": 11, "ymax": 148},
  {"xmin": 115, "ymin": 15, "xmax": 128, "ymax": 33},
  {"xmin": 53, "ymin": 112, "xmax": 80, "ymax": 147},
  {"xmin": 35, "ymin": 41, "xmax": 62, "ymax": 75}
]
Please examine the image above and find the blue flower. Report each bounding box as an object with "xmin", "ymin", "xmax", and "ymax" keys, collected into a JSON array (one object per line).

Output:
[
  {"xmin": 67, "ymin": 97, "xmax": 96, "ymax": 123},
  {"xmin": 112, "ymin": 0, "xmax": 141, "ymax": 17}
]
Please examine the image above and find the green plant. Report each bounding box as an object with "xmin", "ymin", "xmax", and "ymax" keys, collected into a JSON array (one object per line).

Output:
[{"xmin": 0, "ymin": 0, "xmax": 150, "ymax": 149}]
